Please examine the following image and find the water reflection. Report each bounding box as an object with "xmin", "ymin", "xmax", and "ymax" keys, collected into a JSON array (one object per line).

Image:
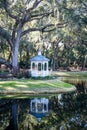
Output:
[
  {"xmin": 0, "ymin": 80, "xmax": 87, "ymax": 130},
  {"xmin": 30, "ymin": 98, "xmax": 49, "ymax": 122},
  {"xmin": 4, "ymin": 101, "xmax": 18, "ymax": 130}
]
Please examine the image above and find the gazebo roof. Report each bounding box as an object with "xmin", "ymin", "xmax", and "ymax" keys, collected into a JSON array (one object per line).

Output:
[
  {"xmin": 30, "ymin": 50, "xmax": 49, "ymax": 62},
  {"xmin": 30, "ymin": 112, "xmax": 49, "ymax": 122}
]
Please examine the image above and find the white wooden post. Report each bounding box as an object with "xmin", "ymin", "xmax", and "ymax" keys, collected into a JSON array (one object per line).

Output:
[{"xmin": 31, "ymin": 62, "xmax": 32, "ymax": 71}]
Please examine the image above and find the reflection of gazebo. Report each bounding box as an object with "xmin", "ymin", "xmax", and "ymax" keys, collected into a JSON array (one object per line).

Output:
[
  {"xmin": 30, "ymin": 98, "xmax": 49, "ymax": 122},
  {"xmin": 30, "ymin": 50, "xmax": 50, "ymax": 77}
]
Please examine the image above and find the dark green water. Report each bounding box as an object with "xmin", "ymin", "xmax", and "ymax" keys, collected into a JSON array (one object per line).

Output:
[{"xmin": 0, "ymin": 78, "xmax": 87, "ymax": 130}]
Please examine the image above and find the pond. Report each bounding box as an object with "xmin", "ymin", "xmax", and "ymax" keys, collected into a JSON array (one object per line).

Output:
[{"xmin": 0, "ymin": 78, "xmax": 87, "ymax": 130}]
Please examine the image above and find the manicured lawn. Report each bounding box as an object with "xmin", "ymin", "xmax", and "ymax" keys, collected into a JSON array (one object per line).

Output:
[
  {"xmin": 52, "ymin": 71, "xmax": 87, "ymax": 78},
  {"xmin": 0, "ymin": 71, "xmax": 87, "ymax": 94},
  {"xmin": 0, "ymin": 78, "xmax": 76, "ymax": 94}
]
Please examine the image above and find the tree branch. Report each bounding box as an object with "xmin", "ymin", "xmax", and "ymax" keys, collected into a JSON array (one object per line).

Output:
[
  {"xmin": 26, "ymin": 0, "xmax": 43, "ymax": 11},
  {"xmin": 43, "ymin": 23, "xmax": 67, "ymax": 32},
  {"xmin": 22, "ymin": 11, "xmax": 53, "ymax": 24},
  {"xmin": 21, "ymin": 22, "xmax": 68, "ymax": 36},
  {"xmin": 31, "ymin": 11, "xmax": 53, "ymax": 18},
  {"xmin": 0, "ymin": 26, "xmax": 12, "ymax": 47},
  {"xmin": 21, "ymin": 0, "xmax": 46, "ymax": 24},
  {"xmin": 11, "ymin": 21, "xmax": 20, "ymax": 41},
  {"xmin": 21, "ymin": 24, "xmax": 55, "ymax": 36},
  {"xmin": 80, "ymin": 0, "xmax": 87, "ymax": 8},
  {"xmin": 3, "ymin": 0, "xmax": 17, "ymax": 19}
]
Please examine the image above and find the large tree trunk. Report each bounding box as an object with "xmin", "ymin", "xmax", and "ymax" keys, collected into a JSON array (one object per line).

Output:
[
  {"xmin": 12, "ymin": 44, "xmax": 19, "ymax": 75},
  {"xmin": 12, "ymin": 29, "xmax": 22, "ymax": 75}
]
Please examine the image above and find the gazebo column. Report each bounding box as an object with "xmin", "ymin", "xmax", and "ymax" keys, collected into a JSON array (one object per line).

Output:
[
  {"xmin": 41, "ymin": 63, "xmax": 43, "ymax": 71},
  {"xmin": 43, "ymin": 63, "xmax": 45, "ymax": 71},
  {"xmin": 42, "ymin": 62, "xmax": 45, "ymax": 76},
  {"xmin": 34, "ymin": 62, "xmax": 37, "ymax": 77},
  {"xmin": 36, "ymin": 62, "xmax": 38, "ymax": 70},
  {"xmin": 31, "ymin": 62, "xmax": 33, "ymax": 71},
  {"xmin": 47, "ymin": 62, "xmax": 48, "ymax": 71},
  {"xmin": 46, "ymin": 62, "xmax": 48, "ymax": 76}
]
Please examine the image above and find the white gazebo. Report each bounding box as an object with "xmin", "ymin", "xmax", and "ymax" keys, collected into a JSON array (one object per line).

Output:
[
  {"xmin": 30, "ymin": 50, "xmax": 50, "ymax": 77},
  {"xmin": 30, "ymin": 98, "xmax": 49, "ymax": 122}
]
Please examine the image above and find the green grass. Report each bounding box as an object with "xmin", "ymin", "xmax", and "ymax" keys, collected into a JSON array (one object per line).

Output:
[
  {"xmin": 0, "ymin": 78, "xmax": 75, "ymax": 94},
  {"xmin": 52, "ymin": 71, "xmax": 87, "ymax": 78},
  {"xmin": 0, "ymin": 71, "xmax": 87, "ymax": 94}
]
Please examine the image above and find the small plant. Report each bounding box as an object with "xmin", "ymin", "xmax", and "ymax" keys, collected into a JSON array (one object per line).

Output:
[
  {"xmin": 0, "ymin": 69, "xmax": 9, "ymax": 74},
  {"xmin": 16, "ymin": 71, "xmax": 31, "ymax": 79},
  {"xmin": 31, "ymin": 75, "xmax": 56, "ymax": 80}
]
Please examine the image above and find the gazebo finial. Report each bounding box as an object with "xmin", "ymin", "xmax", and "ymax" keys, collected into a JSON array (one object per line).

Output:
[{"xmin": 38, "ymin": 50, "xmax": 42, "ymax": 55}]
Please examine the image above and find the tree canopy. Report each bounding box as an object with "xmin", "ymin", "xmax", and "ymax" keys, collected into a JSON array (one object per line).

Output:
[{"xmin": 0, "ymin": 0, "xmax": 87, "ymax": 74}]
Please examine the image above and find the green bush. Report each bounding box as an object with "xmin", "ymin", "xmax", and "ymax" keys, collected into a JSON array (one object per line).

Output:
[{"xmin": 0, "ymin": 69, "xmax": 9, "ymax": 74}]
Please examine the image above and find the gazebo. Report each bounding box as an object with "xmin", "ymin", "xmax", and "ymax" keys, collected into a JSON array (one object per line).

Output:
[
  {"xmin": 30, "ymin": 98, "xmax": 49, "ymax": 122},
  {"xmin": 30, "ymin": 50, "xmax": 50, "ymax": 77}
]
